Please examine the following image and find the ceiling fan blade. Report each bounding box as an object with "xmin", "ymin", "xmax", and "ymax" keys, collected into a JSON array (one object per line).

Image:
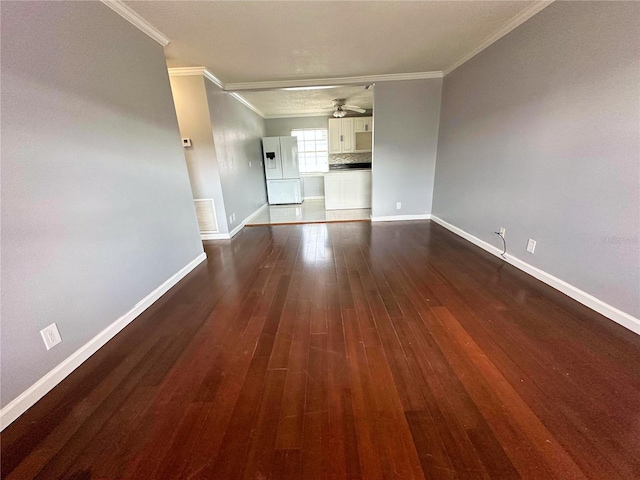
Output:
[{"xmin": 344, "ymin": 105, "xmax": 366, "ymax": 113}]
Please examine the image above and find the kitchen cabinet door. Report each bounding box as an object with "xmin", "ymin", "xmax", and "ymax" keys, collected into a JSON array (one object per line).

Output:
[
  {"xmin": 341, "ymin": 175, "xmax": 360, "ymax": 206},
  {"xmin": 328, "ymin": 117, "xmax": 355, "ymax": 153},
  {"xmin": 324, "ymin": 171, "xmax": 372, "ymax": 210},
  {"xmin": 324, "ymin": 175, "xmax": 342, "ymax": 209},
  {"xmin": 328, "ymin": 118, "xmax": 342, "ymax": 154},
  {"xmin": 354, "ymin": 117, "xmax": 373, "ymax": 133},
  {"xmin": 341, "ymin": 118, "xmax": 354, "ymax": 152}
]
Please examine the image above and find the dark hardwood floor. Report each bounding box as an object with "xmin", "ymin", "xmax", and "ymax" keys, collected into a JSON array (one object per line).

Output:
[{"xmin": 2, "ymin": 221, "xmax": 639, "ymax": 479}]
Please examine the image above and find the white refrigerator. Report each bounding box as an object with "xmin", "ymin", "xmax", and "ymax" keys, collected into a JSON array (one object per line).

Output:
[{"xmin": 262, "ymin": 136, "xmax": 304, "ymax": 205}]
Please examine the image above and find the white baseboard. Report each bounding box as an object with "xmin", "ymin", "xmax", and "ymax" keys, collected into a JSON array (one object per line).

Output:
[
  {"xmin": 201, "ymin": 203, "xmax": 268, "ymax": 241},
  {"xmin": 371, "ymin": 214, "xmax": 431, "ymax": 222},
  {"xmin": 430, "ymin": 216, "xmax": 640, "ymax": 336},
  {"xmin": 228, "ymin": 223, "xmax": 244, "ymax": 238},
  {"xmin": 243, "ymin": 202, "xmax": 268, "ymax": 224},
  {"xmin": 201, "ymin": 232, "xmax": 230, "ymax": 240},
  {"xmin": 303, "ymin": 196, "xmax": 325, "ymax": 201},
  {"xmin": 0, "ymin": 252, "xmax": 208, "ymax": 431}
]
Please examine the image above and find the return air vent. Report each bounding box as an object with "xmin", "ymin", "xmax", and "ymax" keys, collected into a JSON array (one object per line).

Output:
[{"xmin": 194, "ymin": 199, "xmax": 218, "ymax": 233}]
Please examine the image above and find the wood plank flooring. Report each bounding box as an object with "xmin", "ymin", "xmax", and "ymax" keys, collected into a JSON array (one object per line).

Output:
[{"xmin": 2, "ymin": 221, "xmax": 639, "ymax": 479}]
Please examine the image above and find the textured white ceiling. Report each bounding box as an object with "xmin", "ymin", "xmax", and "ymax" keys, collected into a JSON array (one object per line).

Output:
[
  {"xmin": 240, "ymin": 85, "xmax": 373, "ymax": 118},
  {"xmin": 125, "ymin": 1, "xmax": 542, "ymax": 83}
]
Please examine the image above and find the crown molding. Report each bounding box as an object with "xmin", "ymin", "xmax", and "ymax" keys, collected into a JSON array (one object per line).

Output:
[
  {"xmin": 100, "ymin": 0, "xmax": 170, "ymax": 46},
  {"xmin": 168, "ymin": 67, "xmax": 207, "ymax": 77},
  {"xmin": 168, "ymin": 67, "xmax": 264, "ymax": 117},
  {"xmin": 229, "ymin": 93, "xmax": 265, "ymax": 118},
  {"xmin": 444, "ymin": 0, "xmax": 554, "ymax": 75},
  {"xmin": 203, "ymin": 69, "xmax": 225, "ymax": 90},
  {"xmin": 168, "ymin": 67, "xmax": 225, "ymax": 89},
  {"xmin": 224, "ymin": 71, "xmax": 443, "ymax": 92},
  {"xmin": 166, "ymin": 67, "xmax": 439, "ymax": 118}
]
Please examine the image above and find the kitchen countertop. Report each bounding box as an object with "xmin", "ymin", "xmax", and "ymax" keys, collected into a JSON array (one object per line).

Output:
[
  {"xmin": 325, "ymin": 168, "xmax": 371, "ymax": 174},
  {"xmin": 329, "ymin": 162, "xmax": 372, "ymax": 171}
]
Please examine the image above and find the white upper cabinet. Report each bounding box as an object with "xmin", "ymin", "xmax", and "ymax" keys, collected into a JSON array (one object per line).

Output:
[
  {"xmin": 328, "ymin": 118, "xmax": 342, "ymax": 153},
  {"xmin": 329, "ymin": 117, "xmax": 373, "ymax": 153},
  {"xmin": 341, "ymin": 118, "xmax": 354, "ymax": 152},
  {"xmin": 328, "ymin": 118, "xmax": 355, "ymax": 154},
  {"xmin": 354, "ymin": 117, "xmax": 372, "ymax": 133},
  {"xmin": 354, "ymin": 116, "xmax": 373, "ymax": 152}
]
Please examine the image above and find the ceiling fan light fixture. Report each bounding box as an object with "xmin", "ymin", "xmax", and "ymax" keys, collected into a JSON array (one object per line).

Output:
[{"xmin": 333, "ymin": 106, "xmax": 347, "ymax": 118}]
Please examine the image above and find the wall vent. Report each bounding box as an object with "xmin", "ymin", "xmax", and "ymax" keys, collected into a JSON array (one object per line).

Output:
[{"xmin": 194, "ymin": 199, "xmax": 219, "ymax": 233}]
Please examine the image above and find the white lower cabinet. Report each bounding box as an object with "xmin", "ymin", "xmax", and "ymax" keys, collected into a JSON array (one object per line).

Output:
[{"xmin": 324, "ymin": 171, "xmax": 372, "ymax": 210}]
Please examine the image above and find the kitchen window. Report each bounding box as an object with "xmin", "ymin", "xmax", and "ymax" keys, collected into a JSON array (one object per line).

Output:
[{"xmin": 291, "ymin": 128, "xmax": 329, "ymax": 173}]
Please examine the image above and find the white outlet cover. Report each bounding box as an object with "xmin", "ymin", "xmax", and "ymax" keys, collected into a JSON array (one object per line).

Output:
[
  {"xmin": 499, "ymin": 227, "xmax": 506, "ymax": 236},
  {"xmin": 41, "ymin": 323, "xmax": 62, "ymax": 350},
  {"xmin": 527, "ymin": 239, "xmax": 537, "ymax": 253},
  {"xmin": 396, "ymin": 202, "xmax": 402, "ymax": 210}
]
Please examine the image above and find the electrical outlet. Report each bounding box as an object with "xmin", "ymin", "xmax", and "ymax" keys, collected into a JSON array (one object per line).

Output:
[
  {"xmin": 249, "ymin": 161, "xmax": 252, "ymax": 168},
  {"xmin": 396, "ymin": 202, "xmax": 402, "ymax": 210},
  {"xmin": 41, "ymin": 323, "xmax": 62, "ymax": 350},
  {"xmin": 499, "ymin": 227, "xmax": 506, "ymax": 237},
  {"xmin": 527, "ymin": 238, "xmax": 536, "ymax": 253},
  {"xmin": 229, "ymin": 215, "xmax": 233, "ymax": 224}
]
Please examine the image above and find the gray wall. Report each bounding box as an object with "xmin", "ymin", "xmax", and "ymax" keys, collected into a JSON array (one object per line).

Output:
[
  {"xmin": 433, "ymin": 1, "xmax": 640, "ymax": 318},
  {"xmin": 169, "ymin": 75, "xmax": 229, "ymax": 233},
  {"xmin": 1, "ymin": 1, "xmax": 204, "ymax": 408},
  {"xmin": 372, "ymin": 79, "xmax": 442, "ymax": 218},
  {"xmin": 205, "ymin": 82, "xmax": 267, "ymax": 230}
]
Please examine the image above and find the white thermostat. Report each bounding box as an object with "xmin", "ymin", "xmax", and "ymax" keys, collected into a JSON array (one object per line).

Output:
[{"xmin": 182, "ymin": 138, "xmax": 192, "ymax": 147}]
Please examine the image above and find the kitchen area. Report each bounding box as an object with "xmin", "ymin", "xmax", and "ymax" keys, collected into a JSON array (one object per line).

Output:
[
  {"xmin": 244, "ymin": 84, "xmax": 374, "ymax": 226},
  {"xmin": 324, "ymin": 115, "xmax": 372, "ymax": 211}
]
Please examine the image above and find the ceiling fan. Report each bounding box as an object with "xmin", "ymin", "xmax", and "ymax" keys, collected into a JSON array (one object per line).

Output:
[{"xmin": 330, "ymin": 99, "xmax": 366, "ymax": 118}]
